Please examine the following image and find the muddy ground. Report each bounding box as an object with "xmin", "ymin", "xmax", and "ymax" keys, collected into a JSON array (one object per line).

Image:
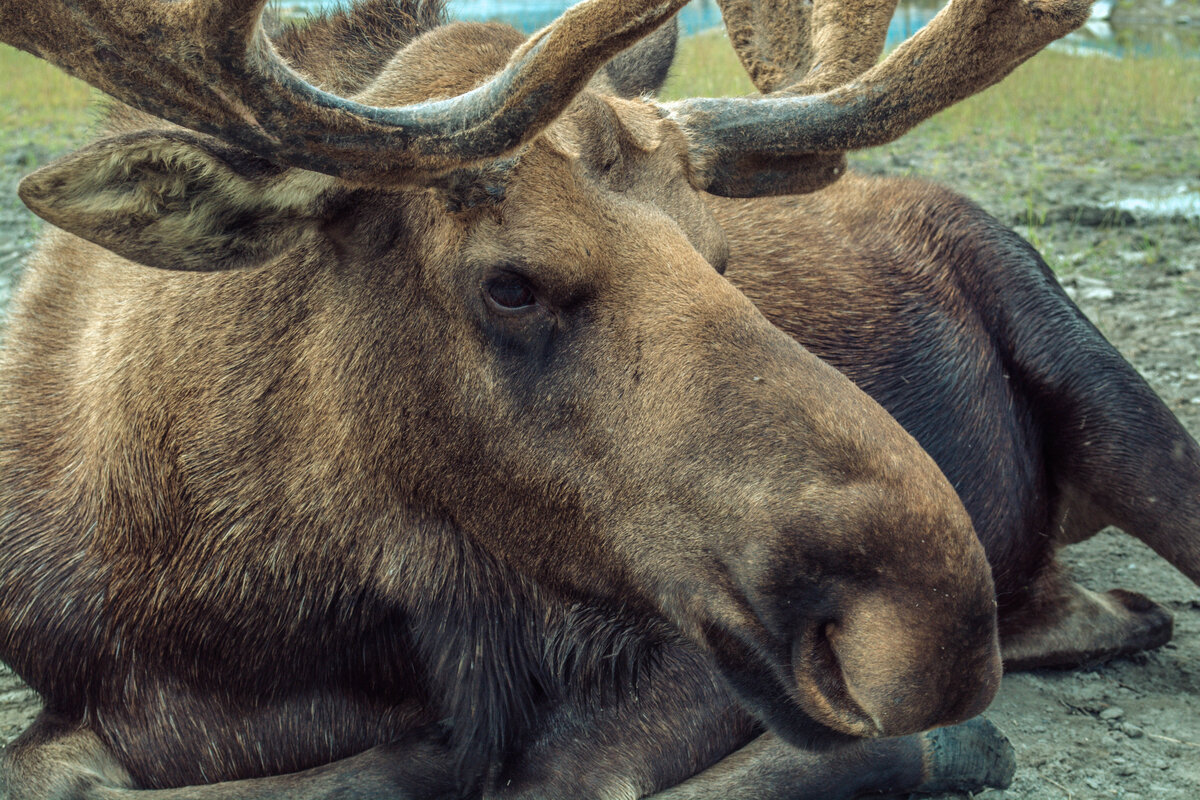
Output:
[{"xmin": 1, "ymin": 111, "xmax": 1199, "ymax": 799}]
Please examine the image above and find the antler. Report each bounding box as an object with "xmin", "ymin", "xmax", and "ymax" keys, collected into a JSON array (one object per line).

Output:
[
  {"xmin": 680, "ymin": 0, "xmax": 1092, "ymax": 196},
  {"xmin": 0, "ymin": 0, "xmax": 689, "ymax": 185}
]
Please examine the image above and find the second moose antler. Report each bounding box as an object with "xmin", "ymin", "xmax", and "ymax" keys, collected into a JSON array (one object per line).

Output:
[{"xmin": 683, "ymin": 0, "xmax": 1091, "ymax": 195}]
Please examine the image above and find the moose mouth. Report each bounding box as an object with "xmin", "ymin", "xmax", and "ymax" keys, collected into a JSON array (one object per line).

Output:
[
  {"xmin": 704, "ymin": 599, "xmax": 1001, "ymax": 750},
  {"xmin": 703, "ymin": 620, "xmax": 864, "ymax": 751}
]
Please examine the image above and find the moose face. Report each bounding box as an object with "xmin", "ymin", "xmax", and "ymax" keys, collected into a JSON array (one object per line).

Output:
[{"xmin": 281, "ymin": 34, "xmax": 1003, "ymax": 745}]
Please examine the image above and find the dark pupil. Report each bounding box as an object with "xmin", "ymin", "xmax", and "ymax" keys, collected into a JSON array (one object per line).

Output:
[{"xmin": 487, "ymin": 276, "xmax": 535, "ymax": 309}]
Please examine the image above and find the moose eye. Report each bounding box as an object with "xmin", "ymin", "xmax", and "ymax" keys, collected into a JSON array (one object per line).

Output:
[{"xmin": 484, "ymin": 273, "xmax": 536, "ymax": 312}]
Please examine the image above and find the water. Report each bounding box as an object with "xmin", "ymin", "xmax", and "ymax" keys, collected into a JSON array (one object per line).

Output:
[
  {"xmin": 279, "ymin": 0, "xmax": 930, "ymax": 40},
  {"xmin": 277, "ymin": 0, "xmax": 1200, "ymax": 58},
  {"xmin": 1115, "ymin": 189, "xmax": 1200, "ymax": 221}
]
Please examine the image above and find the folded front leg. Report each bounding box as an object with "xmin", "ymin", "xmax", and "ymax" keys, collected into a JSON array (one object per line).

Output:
[{"xmin": 649, "ymin": 718, "xmax": 1016, "ymax": 800}]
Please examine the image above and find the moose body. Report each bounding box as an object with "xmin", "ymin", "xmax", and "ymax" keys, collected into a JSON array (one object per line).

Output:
[
  {"xmin": 1, "ymin": 0, "xmax": 1197, "ymax": 798},
  {"xmin": 720, "ymin": 178, "xmax": 1200, "ymax": 663}
]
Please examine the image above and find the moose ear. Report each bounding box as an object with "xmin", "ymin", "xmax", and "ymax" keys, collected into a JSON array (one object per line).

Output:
[
  {"xmin": 603, "ymin": 17, "xmax": 678, "ymax": 98},
  {"xmin": 18, "ymin": 131, "xmax": 338, "ymax": 272}
]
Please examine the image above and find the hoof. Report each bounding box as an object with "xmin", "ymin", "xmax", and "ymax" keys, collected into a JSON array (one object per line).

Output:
[
  {"xmin": 1003, "ymin": 582, "xmax": 1175, "ymax": 671},
  {"xmin": 915, "ymin": 717, "xmax": 1016, "ymax": 795},
  {"xmin": 1108, "ymin": 589, "xmax": 1174, "ymax": 655}
]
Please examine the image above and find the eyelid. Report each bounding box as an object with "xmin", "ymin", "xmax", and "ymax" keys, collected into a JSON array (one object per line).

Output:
[{"xmin": 482, "ymin": 267, "xmax": 539, "ymax": 315}]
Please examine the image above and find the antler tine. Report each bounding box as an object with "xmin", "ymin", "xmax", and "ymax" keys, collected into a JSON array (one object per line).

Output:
[
  {"xmin": 717, "ymin": 0, "xmax": 816, "ymax": 94},
  {"xmin": 712, "ymin": 0, "xmax": 900, "ymax": 194},
  {"xmin": 678, "ymin": 0, "xmax": 1092, "ymax": 197},
  {"xmin": 717, "ymin": 0, "xmax": 899, "ymax": 95},
  {"xmin": 788, "ymin": 0, "xmax": 901, "ymax": 94},
  {"xmin": 0, "ymin": 0, "xmax": 690, "ymax": 184}
]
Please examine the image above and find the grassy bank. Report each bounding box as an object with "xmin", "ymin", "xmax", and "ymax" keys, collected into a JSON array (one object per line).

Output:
[
  {"xmin": 0, "ymin": 45, "xmax": 95, "ymax": 146},
  {"xmin": 0, "ymin": 45, "xmax": 96, "ymax": 224},
  {"xmin": 664, "ymin": 31, "xmax": 1200, "ymax": 273},
  {"xmin": 3, "ymin": 33, "xmax": 1196, "ymax": 173}
]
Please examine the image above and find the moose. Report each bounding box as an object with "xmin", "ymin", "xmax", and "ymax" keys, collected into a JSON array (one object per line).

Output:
[{"xmin": 1, "ymin": 0, "xmax": 1197, "ymax": 797}]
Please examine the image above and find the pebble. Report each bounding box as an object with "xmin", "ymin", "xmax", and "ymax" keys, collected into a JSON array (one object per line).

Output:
[
  {"xmin": 1099, "ymin": 706, "xmax": 1125, "ymax": 720},
  {"xmin": 1121, "ymin": 723, "xmax": 1145, "ymax": 739}
]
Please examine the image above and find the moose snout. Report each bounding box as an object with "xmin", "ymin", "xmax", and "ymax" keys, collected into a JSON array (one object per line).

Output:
[{"xmin": 790, "ymin": 585, "xmax": 1003, "ymax": 739}]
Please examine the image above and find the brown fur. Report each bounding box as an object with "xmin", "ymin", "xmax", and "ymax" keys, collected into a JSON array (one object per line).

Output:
[
  {"xmin": 2, "ymin": 1, "xmax": 1180, "ymax": 798},
  {"xmin": 0, "ymin": 4, "xmax": 1011, "ymax": 798}
]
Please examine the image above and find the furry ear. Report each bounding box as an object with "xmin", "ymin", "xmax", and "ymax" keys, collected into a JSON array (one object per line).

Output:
[
  {"xmin": 603, "ymin": 17, "xmax": 678, "ymax": 98},
  {"xmin": 19, "ymin": 131, "xmax": 339, "ymax": 272}
]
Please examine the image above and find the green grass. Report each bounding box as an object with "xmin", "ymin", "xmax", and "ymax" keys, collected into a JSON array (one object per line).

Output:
[
  {"xmin": 669, "ymin": 29, "xmax": 1198, "ymax": 239},
  {"xmin": 661, "ymin": 29, "xmax": 756, "ymax": 100},
  {"xmin": 0, "ymin": 44, "xmax": 96, "ymax": 142},
  {"xmin": 663, "ymin": 29, "xmax": 1200, "ymax": 281},
  {"xmin": 906, "ymin": 52, "xmax": 1199, "ymax": 151}
]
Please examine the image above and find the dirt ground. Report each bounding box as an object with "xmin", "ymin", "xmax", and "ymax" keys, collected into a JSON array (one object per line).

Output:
[{"xmin": 1, "ymin": 106, "xmax": 1199, "ymax": 800}]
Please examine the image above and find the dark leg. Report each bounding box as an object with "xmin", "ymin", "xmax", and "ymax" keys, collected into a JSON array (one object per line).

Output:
[
  {"xmin": 3, "ymin": 654, "xmax": 1016, "ymax": 800},
  {"xmin": 997, "ymin": 237, "xmax": 1200, "ymax": 586},
  {"xmin": 89, "ymin": 744, "xmax": 458, "ymax": 800},
  {"xmin": 961, "ymin": 226, "xmax": 1199, "ymax": 666},
  {"xmin": 996, "ymin": 283, "xmax": 1195, "ymax": 669}
]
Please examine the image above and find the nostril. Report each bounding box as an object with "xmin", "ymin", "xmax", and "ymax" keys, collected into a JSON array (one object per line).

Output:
[
  {"xmin": 804, "ymin": 619, "xmax": 840, "ymax": 681},
  {"xmin": 791, "ymin": 619, "xmax": 883, "ymax": 737}
]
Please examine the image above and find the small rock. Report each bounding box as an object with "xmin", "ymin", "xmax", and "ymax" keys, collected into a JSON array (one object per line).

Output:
[
  {"xmin": 1121, "ymin": 723, "xmax": 1145, "ymax": 739},
  {"xmin": 1099, "ymin": 705, "xmax": 1125, "ymax": 720}
]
